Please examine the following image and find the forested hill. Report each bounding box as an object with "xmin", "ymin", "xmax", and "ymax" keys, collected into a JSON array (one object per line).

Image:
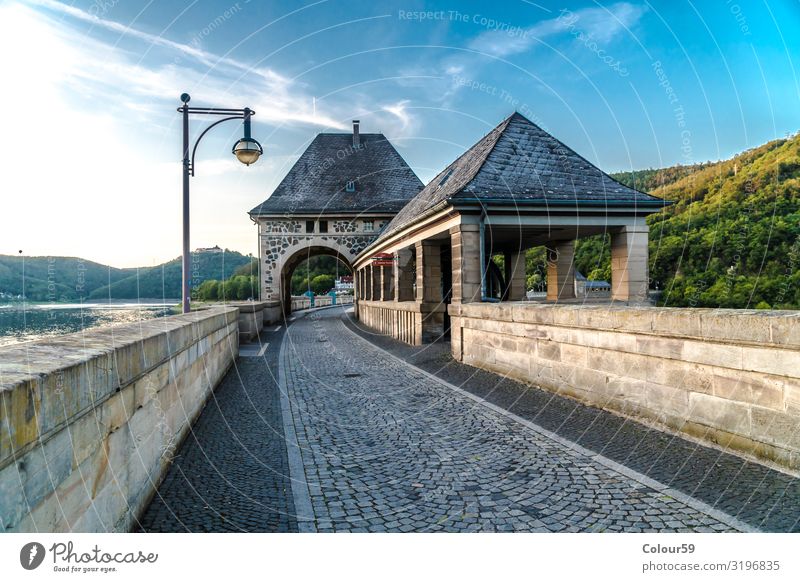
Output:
[
  {"xmin": 0, "ymin": 249, "xmax": 252, "ymax": 302},
  {"xmin": 606, "ymin": 134, "xmax": 800, "ymax": 308}
]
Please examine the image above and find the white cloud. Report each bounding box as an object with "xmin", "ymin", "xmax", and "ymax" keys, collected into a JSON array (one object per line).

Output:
[
  {"xmin": 382, "ymin": 100, "xmax": 414, "ymax": 132},
  {"xmin": 469, "ymin": 2, "xmax": 647, "ymax": 58},
  {"xmin": 26, "ymin": 0, "xmax": 348, "ymax": 130},
  {"xmin": 0, "ymin": 4, "xmax": 276, "ymax": 267}
]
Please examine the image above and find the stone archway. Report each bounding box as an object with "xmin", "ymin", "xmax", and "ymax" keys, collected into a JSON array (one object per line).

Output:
[{"xmin": 278, "ymin": 242, "xmax": 354, "ymax": 315}]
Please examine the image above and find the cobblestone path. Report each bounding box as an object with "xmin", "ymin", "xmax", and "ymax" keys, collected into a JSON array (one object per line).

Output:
[
  {"xmin": 344, "ymin": 312, "xmax": 800, "ymax": 533},
  {"xmin": 137, "ymin": 325, "xmax": 297, "ymax": 532},
  {"xmin": 282, "ymin": 310, "xmax": 747, "ymax": 532}
]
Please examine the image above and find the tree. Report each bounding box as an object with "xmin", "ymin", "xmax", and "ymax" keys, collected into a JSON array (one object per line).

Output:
[
  {"xmin": 310, "ymin": 274, "xmax": 335, "ymax": 294},
  {"xmin": 196, "ymin": 279, "xmax": 219, "ymax": 301}
]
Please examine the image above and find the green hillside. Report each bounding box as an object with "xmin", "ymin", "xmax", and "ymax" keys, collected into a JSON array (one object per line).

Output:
[
  {"xmin": 88, "ymin": 249, "xmax": 251, "ymax": 300},
  {"xmin": 596, "ymin": 134, "xmax": 800, "ymax": 308},
  {"xmin": 0, "ymin": 255, "xmax": 132, "ymax": 302},
  {"xmin": 0, "ymin": 249, "xmax": 252, "ymax": 302}
]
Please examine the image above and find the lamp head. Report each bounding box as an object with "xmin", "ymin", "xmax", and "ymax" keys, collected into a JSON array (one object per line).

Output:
[{"xmin": 232, "ymin": 137, "xmax": 263, "ymax": 166}]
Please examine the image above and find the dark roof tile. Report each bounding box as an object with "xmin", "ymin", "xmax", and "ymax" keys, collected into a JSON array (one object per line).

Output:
[
  {"xmin": 249, "ymin": 133, "xmax": 422, "ymax": 215},
  {"xmin": 378, "ymin": 112, "xmax": 664, "ymax": 241}
]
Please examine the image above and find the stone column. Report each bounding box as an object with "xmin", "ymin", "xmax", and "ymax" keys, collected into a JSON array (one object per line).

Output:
[
  {"xmin": 380, "ymin": 265, "xmax": 392, "ymax": 301},
  {"xmin": 611, "ymin": 224, "xmax": 650, "ymax": 302},
  {"xmin": 415, "ymin": 240, "xmax": 442, "ymax": 303},
  {"xmin": 546, "ymin": 241, "xmax": 576, "ymax": 301},
  {"xmin": 450, "ymin": 224, "xmax": 481, "ymax": 303},
  {"xmin": 394, "ymin": 247, "xmax": 415, "ymax": 302},
  {"xmin": 504, "ymin": 249, "xmax": 527, "ymax": 301}
]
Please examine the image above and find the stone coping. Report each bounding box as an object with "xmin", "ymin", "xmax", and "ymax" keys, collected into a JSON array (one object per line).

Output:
[
  {"xmin": 215, "ymin": 301, "xmax": 280, "ymax": 313},
  {"xmin": 449, "ymin": 302, "xmax": 800, "ymax": 350},
  {"xmin": 358, "ymin": 300, "xmax": 446, "ymax": 313},
  {"xmin": 0, "ymin": 307, "xmax": 238, "ymax": 390}
]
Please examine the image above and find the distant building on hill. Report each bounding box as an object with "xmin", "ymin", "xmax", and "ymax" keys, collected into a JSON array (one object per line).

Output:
[{"xmin": 335, "ymin": 275, "xmax": 354, "ymax": 291}]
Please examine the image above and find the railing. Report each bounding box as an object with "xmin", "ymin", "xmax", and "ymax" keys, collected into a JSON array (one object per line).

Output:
[
  {"xmin": 290, "ymin": 294, "xmax": 354, "ymax": 311},
  {"xmin": 356, "ymin": 300, "xmax": 447, "ymax": 345}
]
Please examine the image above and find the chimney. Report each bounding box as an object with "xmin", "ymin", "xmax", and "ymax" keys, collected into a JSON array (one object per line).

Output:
[{"xmin": 353, "ymin": 120, "xmax": 360, "ymax": 148}]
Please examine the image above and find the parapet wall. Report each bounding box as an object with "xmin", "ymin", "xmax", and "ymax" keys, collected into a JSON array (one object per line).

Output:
[
  {"xmin": 0, "ymin": 307, "xmax": 239, "ymax": 532},
  {"xmin": 449, "ymin": 303, "xmax": 800, "ymax": 470}
]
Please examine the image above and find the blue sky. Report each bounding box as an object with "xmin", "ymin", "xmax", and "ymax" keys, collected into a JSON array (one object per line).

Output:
[{"xmin": 2, "ymin": 0, "xmax": 799, "ymax": 267}]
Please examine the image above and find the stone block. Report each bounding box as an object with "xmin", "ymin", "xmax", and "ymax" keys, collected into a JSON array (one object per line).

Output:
[
  {"xmin": 769, "ymin": 313, "xmax": 800, "ymax": 348},
  {"xmin": 537, "ymin": 340, "xmax": 561, "ymax": 362},
  {"xmin": 740, "ymin": 345, "xmax": 800, "ymax": 378},
  {"xmin": 560, "ymin": 343, "xmax": 588, "ymax": 367},
  {"xmin": 651, "ymin": 309, "xmax": 702, "ymax": 338},
  {"xmin": 712, "ymin": 371, "xmax": 784, "ymax": 410},
  {"xmin": 750, "ymin": 407, "xmax": 800, "ymax": 450},
  {"xmin": 495, "ymin": 349, "xmax": 529, "ymax": 375},
  {"xmin": 102, "ymin": 388, "xmax": 135, "ymax": 435},
  {"xmin": 662, "ymin": 361, "xmax": 713, "ymax": 395},
  {"xmin": 689, "ymin": 393, "xmax": 751, "ymax": 434},
  {"xmin": 682, "ymin": 341, "xmax": 743, "ymax": 370},
  {"xmin": 644, "ymin": 381, "xmax": 690, "ymax": 419},
  {"xmin": 700, "ymin": 310, "xmax": 772, "ymax": 345},
  {"xmin": 635, "ymin": 335, "xmax": 684, "ymax": 360}
]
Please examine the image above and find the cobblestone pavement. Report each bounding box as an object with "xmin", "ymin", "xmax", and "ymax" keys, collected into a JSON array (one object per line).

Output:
[
  {"xmin": 282, "ymin": 309, "xmax": 746, "ymax": 532},
  {"xmin": 344, "ymin": 311, "xmax": 800, "ymax": 533},
  {"xmin": 136, "ymin": 324, "xmax": 297, "ymax": 532}
]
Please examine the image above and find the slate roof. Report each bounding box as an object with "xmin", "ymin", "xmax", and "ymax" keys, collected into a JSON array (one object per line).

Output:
[
  {"xmin": 378, "ymin": 112, "xmax": 665, "ymax": 241},
  {"xmin": 249, "ymin": 133, "xmax": 423, "ymax": 216}
]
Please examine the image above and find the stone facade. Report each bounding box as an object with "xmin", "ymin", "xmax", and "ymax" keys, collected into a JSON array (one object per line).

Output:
[
  {"xmin": 256, "ymin": 217, "xmax": 389, "ymax": 306},
  {"xmin": 0, "ymin": 308, "xmax": 239, "ymax": 532},
  {"xmin": 448, "ymin": 302, "xmax": 800, "ymax": 470}
]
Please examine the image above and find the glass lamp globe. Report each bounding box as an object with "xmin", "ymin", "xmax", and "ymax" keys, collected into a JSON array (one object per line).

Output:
[{"xmin": 232, "ymin": 138, "xmax": 263, "ymax": 166}]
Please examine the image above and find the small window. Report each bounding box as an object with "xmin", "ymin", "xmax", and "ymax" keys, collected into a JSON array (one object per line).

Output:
[
  {"xmin": 437, "ymin": 168, "xmax": 454, "ymax": 189},
  {"xmin": 319, "ymin": 220, "xmax": 328, "ymax": 233},
  {"xmin": 305, "ymin": 220, "xmax": 315, "ymax": 233},
  {"xmin": 363, "ymin": 221, "xmax": 374, "ymax": 232},
  {"xmin": 346, "ymin": 181, "xmax": 355, "ymax": 192}
]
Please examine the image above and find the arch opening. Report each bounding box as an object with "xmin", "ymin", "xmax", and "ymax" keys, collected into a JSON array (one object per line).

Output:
[{"xmin": 280, "ymin": 245, "xmax": 353, "ymax": 315}]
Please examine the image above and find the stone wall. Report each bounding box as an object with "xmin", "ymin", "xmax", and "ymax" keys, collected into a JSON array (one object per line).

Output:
[
  {"xmin": 449, "ymin": 303, "xmax": 800, "ymax": 470},
  {"xmin": 0, "ymin": 307, "xmax": 239, "ymax": 532},
  {"xmin": 357, "ymin": 300, "xmax": 448, "ymax": 345},
  {"xmin": 224, "ymin": 301, "xmax": 282, "ymax": 342}
]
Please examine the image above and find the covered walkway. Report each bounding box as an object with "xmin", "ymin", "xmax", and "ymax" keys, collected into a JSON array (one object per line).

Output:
[{"xmin": 353, "ymin": 113, "xmax": 665, "ymax": 345}]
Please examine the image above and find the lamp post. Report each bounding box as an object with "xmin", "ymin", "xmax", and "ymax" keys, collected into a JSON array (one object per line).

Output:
[{"xmin": 178, "ymin": 92, "xmax": 263, "ymax": 314}]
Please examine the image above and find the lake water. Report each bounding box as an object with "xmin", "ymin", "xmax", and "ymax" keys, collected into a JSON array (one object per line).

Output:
[{"xmin": 0, "ymin": 302, "xmax": 178, "ymax": 347}]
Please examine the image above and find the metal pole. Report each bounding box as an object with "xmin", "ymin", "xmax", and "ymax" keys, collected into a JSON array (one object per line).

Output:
[{"xmin": 182, "ymin": 100, "xmax": 191, "ymax": 314}]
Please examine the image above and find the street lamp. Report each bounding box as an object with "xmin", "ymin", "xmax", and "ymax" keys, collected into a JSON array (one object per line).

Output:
[{"xmin": 178, "ymin": 92, "xmax": 263, "ymax": 314}]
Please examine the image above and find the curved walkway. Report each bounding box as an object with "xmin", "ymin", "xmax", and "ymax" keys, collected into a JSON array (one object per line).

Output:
[
  {"xmin": 281, "ymin": 309, "xmax": 745, "ymax": 533},
  {"xmin": 138, "ymin": 306, "xmax": 799, "ymax": 532}
]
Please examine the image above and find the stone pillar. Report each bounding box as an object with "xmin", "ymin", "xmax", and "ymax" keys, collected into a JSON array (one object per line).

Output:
[
  {"xmin": 394, "ymin": 247, "xmax": 415, "ymax": 302},
  {"xmin": 504, "ymin": 249, "xmax": 527, "ymax": 301},
  {"xmin": 415, "ymin": 240, "xmax": 442, "ymax": 303},
  {"xmin": 381, "ymin": 265, "xmax": 392, "ymax": 301},
  {"xmin": 611, "ymin": 224, "xmax": 650, "ymax": 302},
  {"xmin": 546, "ymin": 241, "xmax": 576, "ymax": 301},
  {"xmin": 450, "ymin": 224, "xmax": 481, "ymax": 303}
]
